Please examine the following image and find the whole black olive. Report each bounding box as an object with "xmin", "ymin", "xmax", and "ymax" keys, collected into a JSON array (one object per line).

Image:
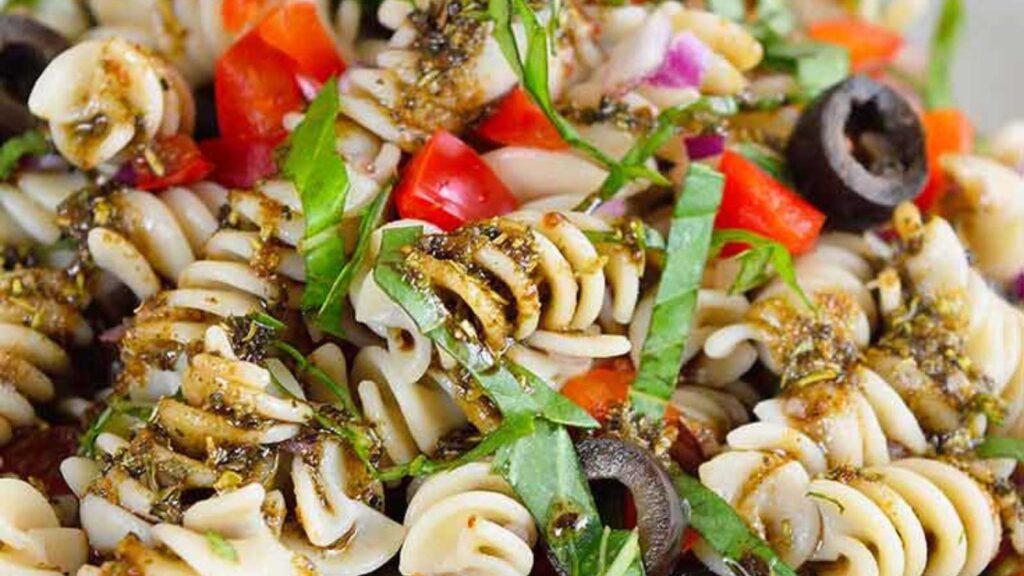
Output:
[
  {"xmin": 548, "ymin": 438, "xmax": 686, "ymax": 576},
  {"xmin": 786, "ymin": 75, "xmax": 927, "ymax": 231},
  {"xmin": 0, "ymin": 15, "xmax": 68, "ymax": 142}
]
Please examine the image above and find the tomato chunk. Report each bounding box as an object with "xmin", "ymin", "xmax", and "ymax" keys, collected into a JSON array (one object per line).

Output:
[
  {"xmin": 130, "ymin": 135, "xmax": 213, "ymax": 191},
  {"xmin": 807, "ymin": 19, "xmax": 903, "ymax": 72},
  {"xmin": 257, "ymin": 2, "xmax": 344, "ymax": 84},
  {"xmin": 716, "ymin": 150, "xmax": 825, "ymax": 255},
  {"xmin": 200, "ymin": 133, "xmax": 284, "ymax": 188},
  {"xmin": 477, "ymin": 87, "xmax": 568, "ymax": 150},
  {"xmin": 0, "ymin": 426, "xmax": 78, "ymax": 495},
  {"xmin": 395, "ymin": 130, "xmax": 518, "ymax": 230},
  {"xmin": 915, "ymin": 108, "xmax": 975, "ymax": 211},
  {"xmin": 222, "ymin": 0, "xmax": 279, "ymax": 33}
]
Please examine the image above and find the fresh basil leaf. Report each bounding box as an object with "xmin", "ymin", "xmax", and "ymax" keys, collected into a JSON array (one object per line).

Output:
[
  {"xmin": 710, "ymin": 228, "xmax": 812, "ymax": 309},
  {"xmin": 707, "ymin": 0, "xmax": 744, "ymax": 21},
  {"xmin": 751, "ymin": 0, "xmax": 795, "ymax": 39},
  {"xmin": 0, "ymin": 130, "xmax": 48, "ymax": 180},
  {"xmin": 272, "ymin": 340, "xmax": 359, "ymax": 416},
  {"xmin": 284, "ymin": 78, "xmax": 350, "ymax": 337},
  {"xmin": 731, "ymin": 143, "xmax": 791, "ymax": 185},
  {"xmin": 495, "ymin": 420, "xmax": 644, "ymax": 576},
  {"xmin": 925, "ymin": 0, "xmax": 965, "ymax": 109},
  {"xmin": 204, "ymin": 531, "xmax": 239, "ymax": 562},
  {"xmin": 672, "ymin": 472, "xmax": 797, "ymax": 576},
  {"xmin": 601, "ymin": 529, "xmax": 644, "ymax": 576},
  {"xmin": 764, "ymin": 41, "xmax": 849, "ymax": 98},
  {"xmin": 976, "ymin": 436, "xmax": 1024, "ymax": 460},
  {"xmin": 252, "ymin": 311, "xmax": 286, "ymax": 331},
  {"xmin": 374, "ymin": 227, "xmax": 597, "ymax": 428},
  {"xmin": 318, "ymin": 184, "xmax": 392, "ymax": 334},
  {"xmin": 630, "ymin": 164, "xmax": 724, "ymax": 419},
  {"xmin": 377, "ymin": 413, "xmax": 536, "ymax": 482}
]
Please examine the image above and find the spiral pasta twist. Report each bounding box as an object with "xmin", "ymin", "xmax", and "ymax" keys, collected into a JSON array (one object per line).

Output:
[
  {"xmin": 28, "ymin": 37, "xmax": 195, "ymax": 170},
  {"xmin": 0, "ymin": 478, "xmax": 88, "ymax": 575},
  {"xmin": 400, "ymin": 461, "xmax": 537, "ymax": 576},
  {"xmin": 0, "ymin": 266, "xmax": 92, "ymax": 444},
  {"xmin": 0, "ymin": 170, "xmax": 88, "ymax": 247}
]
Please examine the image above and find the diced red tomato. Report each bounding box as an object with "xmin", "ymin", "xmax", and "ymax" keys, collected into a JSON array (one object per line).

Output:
[
  {"xmin": 0, "ymin": 426, "xmax": 78, "ymax": 495},
  {"xmin": 199, "ymin": 132, "xmax": 284, "ymax": 188},
  {"xmin": 716, "ymin": 150, "xmax": 825, "ymax": 255},
  {"xmin": 221, "ymin": 0, "xmax": 279, "ymax": 33},
  {"xmin": 561, "ymin": 364, "xmax": 636, "ymax": 422},
  {"xmin": 807, "ymin": 19, "xmax": 903, "ymax": 72},
  {"xmin": 130, "ymin": 134, "xmax": 213, "ymax": 191},
  {"xmin": 257, "ymin": 3, "xmax": 344, "ymax": 84},
  {"xmin": 395, "ymin": 130, "xmax": 518, "ymax": 230},
  {"xmin": 214, "ymin": 3, "xmax": 344, "ymax": 138},
  {"xmin": 477, "ymin": 87, "xmax": 568, "ymax": 150},
  {"xmin": 915, "ymin": 108, "xmax": 975, "ymax": 211}
]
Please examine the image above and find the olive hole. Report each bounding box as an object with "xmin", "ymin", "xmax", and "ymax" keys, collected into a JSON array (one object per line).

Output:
[
  {"xmin": 844, "ymin": 97, "xmax": 904, "ymax": 179},
  {"xmin": 590, "ymin": 478, "xmax": 631, "ymax": 530},
  {"xmin": 0, "ymin": 44, "xmax": 48, "ymax": 101}
]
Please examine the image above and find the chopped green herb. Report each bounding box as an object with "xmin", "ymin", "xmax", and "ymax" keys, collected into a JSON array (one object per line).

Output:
[
  {"xmin": 630, "ymin": 164, "xmax": 724, "ymax": 419},
  {"xmin": 272, "ymin": 341, "xmax": 358, "ymax": 416},
  {"xmin": 750, "ymin": 0, "xmax": 795, "ymax": 40},
  {"xmin": 672, "ymin": 472, "xmax": 797, "ymax": 576},
  {"xmin": 204, "ymin": 531, "xmax": 239, "ymax": 562},
  {"xmin": 975, "ymin": 436, "xmax": 1024, "ymax": 460},
  {"xmin": 495, "ymin": 420, "xmax": 644, "ymax": 576},
  {"xmin": 763, "ymin": 41, "xmax": 850, "ymax": 98},
  {"xmin": 284, "ymin": 78, "xmax": 351, "ymax": 337},
  {"xmin": 373, "ymin": 226, "xmax": 597, "ymax": 428},
  {"xmin": 710, "ymin": 229, "xmax": 812, "ymax": 308},
  {"xmin": 251, "ymin": 311, "xmax": 286, "ymax": 331},
  {"xmin": 707, "ymin": 0, "xmax": 744, "ymax": 21},
  {"xmin": 0, "ymin": 130, "xmax": 48, "ymax": 181},
  {"xmin": 78, "ymin": 398, "xmax": 155, "ymax": 457},
  {"xmin": 925, "ymin": 0, "xmax": 965, "ymax": 109}
]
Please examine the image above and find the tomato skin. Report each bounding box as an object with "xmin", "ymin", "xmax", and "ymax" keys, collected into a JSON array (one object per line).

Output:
[
  {"xmin": 222, "ymin": 0, "xmax": 278, "ymax": 33},
  {"xmin": 807, "ymin": 19, "xmax": 903, "ymax": 72},
  {"xmin": 215, "ymin": 3, "xmax": 344, "ymax": 138},
  {"xmin": 199, "ymin": 133, "xmax": 284, "ymax": 188},
  {"xmin": 477, "ymin": 87, "xmax": 568, "ymax": 150},
  {"xmin": 257, "ymin": 3, "xmax": 344, "ymax": 84},
  {"xmin": 131, "ymin": 135, "xmax": 213, "ymax": 191},
  {"xmin": 716, "ymin": 150, "xmax": 825, "ymax": 255},
  {"xmin": 561, "ymin": 365, "xmax": 635, "ymax": 422},
  {"xmin": 915, "ymin": 108, "xmax": 975, "ymax": 211},
  {"xmin": 0, "ymin": 426, "xmax": 78, "ymax": 496},
  {"xmin": 395, "ymin": 130, "xmax": 518, "ymax": 231}
]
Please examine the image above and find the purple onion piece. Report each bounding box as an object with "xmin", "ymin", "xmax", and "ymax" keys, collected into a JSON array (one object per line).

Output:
[
  {"xmin": 1012, "ymin": 272, "xmax": 1024, "ymax": 302},
  {"xmin": 112, "ymin": 161, "xmax": 138, "ymax": 187},
  {"xmin": 684, "ymin": 133, "xmax": 725, "ymax": 160},
  {"xmin": 645, "ymin": 32, "xmax": 710, "ymax": 90}
]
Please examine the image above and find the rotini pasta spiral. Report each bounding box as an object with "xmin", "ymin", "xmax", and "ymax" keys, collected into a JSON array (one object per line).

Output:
[
  {"xmin": 28, "ymin": 37, "xmax": 195, "ymax": 170},
  {"xmin": 0, "ymin": 266, "xmax": 92, "ymax": 445},
  {"xmin": 400, "ymin": 461, "xmax": 537, "ymax": 576},
  {"xmin": 0, "ymin": 169, "xmax": 88, "ymax": 247},
  {"xmin": 0, "ymin": 478, "xmax": 88, "ymax": 575},
  {"xmin": 939, "ymin": 154, "xmax": 1024, "ymax": 288}
]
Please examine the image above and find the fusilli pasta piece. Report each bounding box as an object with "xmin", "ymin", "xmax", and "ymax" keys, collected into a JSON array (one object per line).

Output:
[
  {"xmin": 400, "ymin": 461, "xmax": 537, "ymax": 576},
  {"xmin": 0, "ymin": 478, "xmax": 88, "ymax": 575}
]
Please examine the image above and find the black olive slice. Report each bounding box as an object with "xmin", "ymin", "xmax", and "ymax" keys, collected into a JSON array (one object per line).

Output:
[
  {"xmin": 548, "ymin": 437, "xmax": 686, "ymax": 576},
  {"xmin": 0, "ymin": 15, "xmax": 68, "ymax": 142},
  {"xmin": 786, "ymin": 74, "xmax": 927, "ymax": 231}
]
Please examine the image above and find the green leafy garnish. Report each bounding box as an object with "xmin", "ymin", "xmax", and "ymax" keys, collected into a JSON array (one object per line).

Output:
[
  {"xmin": 284, "ymin": 78, "xmax": 351, "ymax": 337},
  {"xmin": 924, "ymin": 0, "xmax": 965, "ymax": 109},
  {"xmin": 251, "ymin": 311, "xmax": 286, "ymax": 331},
  {"xmin": 975, "ymin": 436, "xmax": 1024, "ymax": 460},
  {"xmin": 0, "ymin": 130, "xmax": 48, "ymax": 180},
  {"xmin": 272, "ymin": 341, "xmax": 359, "ymax": 416},
  {"xmin": 672, "ymin": 472, "xmax": 797, "ymax": 576},
  {"xmin": 78, "ymin": 398, "xmax": 155, "ymax": 458},
  {"xmin": 630, "ymin": 164, "xmax": 724, "ymax": 419},
  {"xmin": 763, "ymin": 41, "xmax": 850, "ymax": 98},
  {"xmin": 373, "ymin": 226, "xmax": 597, "ymax": 428},
  {"xmin": 710, "ymin": 229, "xmax": 812, "ymax": 309},
  {"xmin": 706, "ymin": 0, "xmax": 744, "ymax": 20},
  {"xmin": 204, "ymin": 531, "xmax": 239, "ymax": 562},
  {"xmin": 495, "ymin": 420, "xmax": 644, "ymax": 576},
  {"xmin": 577, "ymin": 97, "xmax": 738, "ymax": 212}
]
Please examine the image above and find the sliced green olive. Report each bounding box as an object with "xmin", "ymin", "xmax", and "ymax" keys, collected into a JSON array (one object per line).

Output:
[{"xmin": 787, "ymin": 75, "xmax": 927, "ymax": 231}]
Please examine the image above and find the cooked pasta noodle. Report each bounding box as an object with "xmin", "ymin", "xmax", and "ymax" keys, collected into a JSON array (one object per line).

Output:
[
  {"xmin": 0, "ymin": 478, "xmax": 88, "ymax": 575},
  {"xmin": 400, "ymin": 462, "xmax": 537, "ymax": 576},
  {"xmin": 0, "ymin": 266, "xmax": 92, "ymax": 445},
  {"xmin": 28, "ymin": 37, "xmax": 195, "ymax": 170}
]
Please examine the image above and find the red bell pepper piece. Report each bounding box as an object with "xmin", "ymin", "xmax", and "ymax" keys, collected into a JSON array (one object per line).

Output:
[
  {"xmin": 199, "ymin": 133, "xmax": 284, "ymax": 188},
  {"xmin": 716, "ymin": 150, "xmax": 825, "ymax": 255},
  {"xmin": 214, "ymin": 3, "xmax": 344, "ymax": 138},
  {"xmin": 915, "ymin": 108, "xmax": 975, "ymax": 211},
  {"xmin": 807, "ymin": 19, "xmax": 903, "ymax": 72},
  {"xmin": 221, "ymin": 0, "xmax": 279, "ymax": 33},
  {"xmin": 130, "ymin": 134, "xmax": 213, "ymax": 191},
  {"xmin": 395, "ymin": 130, "xmax": 518, "ymax": 230},
  {"xmin": 477, "ymin": 87, "xmax": 568, "ymax": 150}
]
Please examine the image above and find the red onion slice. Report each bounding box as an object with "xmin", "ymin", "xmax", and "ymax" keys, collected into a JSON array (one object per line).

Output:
[
  {"xmin": 645, "ymin": 32, "xmax": 711, "ymax": 90},
  {"xmin": 684, "ymin": 133, "xmax": 725, "ymax": 160}
]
